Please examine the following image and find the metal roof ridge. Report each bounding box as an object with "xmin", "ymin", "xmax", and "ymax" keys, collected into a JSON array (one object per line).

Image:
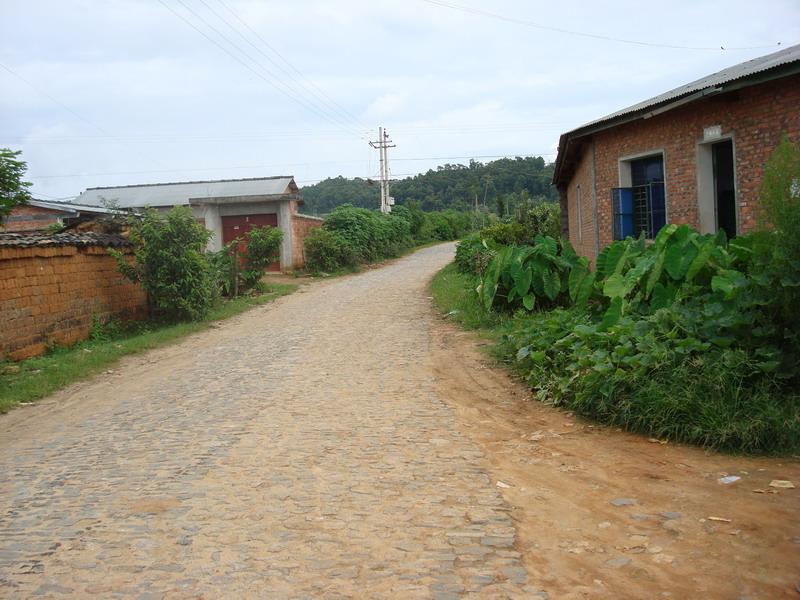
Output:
[{"xmin": 85, "ymin": 175, "xmax": 295, "ymax": 191}]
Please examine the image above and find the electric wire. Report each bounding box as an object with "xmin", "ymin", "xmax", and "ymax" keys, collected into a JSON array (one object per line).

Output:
[
  {"xmin": 156, "ymin": 0, "xmax": 363, "ymax": 138},
  {"xmin": 27, "ymin": 153, "xmax": 556, "ymax": 180},
  {"xmin": 0, "ymin": 61, "xmax": 180, "ymax": 176},
  {"xmin": 213, "ymin": 0, "xmax": 368, "ymax": 132},
  {"xmin": 419, "ymin": 0, "xmax": 783, "ymax": 51},
  {"xmin": 193, "ymin": 0, "xmax": 368, "ymax": 135}
]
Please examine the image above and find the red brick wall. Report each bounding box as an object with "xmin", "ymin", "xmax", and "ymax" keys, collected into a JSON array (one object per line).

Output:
[
  {"xmin": 566, "ymin": 73, "xmax": 800, "ymax": 258},
  {"xmin": 291, "ymin": 214, "xmax": 323, "ymax": 269},
  {"xmin": 2, "ymin": 205, "xmax": 68, "ymax": 232},
  {"xmin": 0, "ymin": 245, "xmax": 147, "ymax": 360},
  {"xmin": 566, "ymin": 140, "xmax": 598, "ymax": 259}
]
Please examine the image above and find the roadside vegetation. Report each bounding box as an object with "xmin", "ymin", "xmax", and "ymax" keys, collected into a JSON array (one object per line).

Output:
[
  {"xmin": 434, "ymin": 139, "xmax": 800, "ymax": 454},
  {"xmin": 300, "ymin": 156, "xmax": 556, "ymax": 215},
  {"xmin": 303, "ymin": 203, "xmax": 488, "ymax": 273},
  {"xmin": 0, "ymin": 281, "xmax": 296, "ymax": 413},
  {"xmin": 1, "ymin": 205, "xmax": 292, "ymax": 412}
]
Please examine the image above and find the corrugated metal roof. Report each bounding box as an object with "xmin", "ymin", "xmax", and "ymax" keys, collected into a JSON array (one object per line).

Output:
[
  {"xmin": 74, "ymin": 176, "xmax": 296, "ymax": 209},
  {"xmin": 553, "ymin": 43, "xmax": 800, "ymax": 186},
  {"xmin": 29, "ymin": 199, "xmax": 122, "ymax": 214},
  {"xmin": 568, "ymin": 43, "xmax": 800, "ymax": 135}
]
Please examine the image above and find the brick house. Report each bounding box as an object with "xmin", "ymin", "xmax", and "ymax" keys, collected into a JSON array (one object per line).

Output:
[
  {"xmin": 74, "ymin": 176, "xmax": 321, "ymax": 270},
  {"xmin": 553, "ymin": 44, "xmax": 800, "ymax": 260},
  {"xmin": 2, "ymin": 200, "xmax": 119, "ymax": 233}
]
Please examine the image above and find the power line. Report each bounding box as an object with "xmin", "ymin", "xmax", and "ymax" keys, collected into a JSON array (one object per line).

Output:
[
  {"xmin": 3, "ymin": 125, "xmax": 565, "ymax": 144},
  {"xmin": 193, "ymin": 0, "xmax": 367, "ymax": 134},
  {"xmin": 28, "ymin": 153, "xmax": 555, "ymax": 180},
  {"xmin": 168, "ymin": 0, "xmax": 361, "ymax": 135},
  {"xmin": 213, "ymin": 0, "xmax": 367, "ymax": 131},
  {"xmin": 419, "ymin": 0, "xmax": 783, "ymax": 51},
  {"xmin": 156, "ymin": 0, "xmax": 363, "ymax": 138},
  {"xmin": 0, "ymin": 61, "xmax": 177, "ymax": 175}
]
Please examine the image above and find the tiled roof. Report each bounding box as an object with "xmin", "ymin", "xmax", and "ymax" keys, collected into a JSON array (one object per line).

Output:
[{"xmin": 0, "ymin": 232, "xmax": 131, "ymax": 248}]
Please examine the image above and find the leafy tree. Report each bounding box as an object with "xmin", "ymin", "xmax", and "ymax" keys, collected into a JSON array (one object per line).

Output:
[
  {"xmin": 0, "ymin": 148, "xmax": 32, "ymax": 218},
  {"xmin": 300, "ymin": 156, "xmax": 557, "ymax": 215},
  {"xmin": 111, "ymin": 207, "xmax": 214, "ymax": 321},
  {"xmin": 240, "ymin": 226, "xmax": 283, "ymax": 290}
]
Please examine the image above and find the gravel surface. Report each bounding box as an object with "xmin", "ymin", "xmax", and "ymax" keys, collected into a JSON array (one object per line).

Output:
[{"xmin": 0, "ymin": 243, "xmax": 533, "ymax": 598}]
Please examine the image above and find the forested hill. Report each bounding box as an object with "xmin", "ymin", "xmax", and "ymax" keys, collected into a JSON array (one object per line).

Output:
[{"xmin": 300, "ymin": 156, "xmax": 557, "ymax": 215}]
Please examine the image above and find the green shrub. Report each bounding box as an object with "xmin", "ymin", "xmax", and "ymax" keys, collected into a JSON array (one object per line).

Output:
[
  {"xmin": 206, "ymin": 241, "xmax": 238, "ymax": 298},
  {"xmin": 240, "ymin": 225, "xmax": 283, "ymax": 290},
  {"xmin": 500, "ymin": 306, "xmax": 800, "ymax": 453},
  {"xmin": 754, "ymin": 136, "xmax": 800, "ymax": 363},
  {"xmin": 323, "ymin": 204, "xmax": 412, "ymax": 263},
  {"xmin": 454, "ymin": 234, "xmax": 493, "ymax": 275},
  {"xmin": 479, "ymin": 235, "xmax": 579, "ymax": 312},
  {"xmin": 439, "ymin": 142, "xmax": 800, "ymax": 454},
  {"xmin": 516, "ymin": 201, "xmax": 561, "ymax": 241},
  {"xmin": 304, "ymin": 227, "xmax": 358, "ymax": 273},
  {"xmin": 111, "ymin": 206, "xmax": 214, "ymax": 321},
  {"xmin": 479, "ymin": 221, "xmax": 526, "ymax": 246}
]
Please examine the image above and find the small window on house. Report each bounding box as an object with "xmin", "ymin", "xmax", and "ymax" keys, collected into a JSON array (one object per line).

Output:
[
  {"xmin": 576, "ymin": 185, "xmax": 583, "ymax": 242},
  {"xmin": 612, "ymin": 154, "xmax": 666, "ymax": 240}
]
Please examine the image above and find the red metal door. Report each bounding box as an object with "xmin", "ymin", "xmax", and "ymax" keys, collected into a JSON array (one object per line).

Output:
[{"xmin": 221, "ymin": 214, "xmax": 280, "ymax": 271}]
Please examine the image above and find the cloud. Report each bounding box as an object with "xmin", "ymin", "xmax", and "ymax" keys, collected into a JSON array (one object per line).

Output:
[{"xmin": 0, "ymin": 0, "xmax": 797, "ymax": 197}]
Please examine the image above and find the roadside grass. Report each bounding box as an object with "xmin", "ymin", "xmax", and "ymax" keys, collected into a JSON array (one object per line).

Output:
[
  {"xmin": 430, "ymin": 263, "xmax": 503, "ymax": 331},
  {"xmin": 0, "ymin": 282, "xmax": 297, "ymax": 413},
  {"xmin": 430, "ymin": 262, "xmax": 800, "ymax": 455}
]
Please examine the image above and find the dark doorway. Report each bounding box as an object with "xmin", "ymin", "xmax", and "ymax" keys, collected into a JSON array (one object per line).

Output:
[
  {"xmin": 221, "ymin": 213, "xmax": 280, "ymax": 271},
  {"xmin": 712, "ymin": 140, "xmax": 736, "ymax": 239}
]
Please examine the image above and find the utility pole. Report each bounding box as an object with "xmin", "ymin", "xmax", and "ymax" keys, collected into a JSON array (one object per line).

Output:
[{"xmin": 369, "ymin": 127, "xmax": 396, "ymax": 213}]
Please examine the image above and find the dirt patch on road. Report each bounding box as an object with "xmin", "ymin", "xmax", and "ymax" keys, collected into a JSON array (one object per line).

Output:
[{"xmin": 431, "ymin": 322, "xmax": 800, "ymax": 599}]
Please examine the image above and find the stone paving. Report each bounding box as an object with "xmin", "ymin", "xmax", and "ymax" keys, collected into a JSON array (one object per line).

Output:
[{"xmin": 0, "ymin": 244, "xmax": 533, "ymax": 598}]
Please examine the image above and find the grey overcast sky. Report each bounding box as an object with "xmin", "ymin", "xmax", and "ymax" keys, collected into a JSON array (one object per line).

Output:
[{"xmin": 1, "ymin": 0, "xmax": 798, "ymax": 199}]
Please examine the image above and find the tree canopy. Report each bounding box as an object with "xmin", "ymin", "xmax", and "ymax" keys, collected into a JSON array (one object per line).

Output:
[
  {"xmin": 0, "ymin": 148, "xmax": 32, "ymax": 218},
  {"xmin": 300, "ymin": 156, "xmax": 556, "ymax": 216}
]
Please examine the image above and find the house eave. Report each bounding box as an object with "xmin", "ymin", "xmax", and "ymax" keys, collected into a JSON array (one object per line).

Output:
[{"xmin": 552, "ymin": 60, "xmax": 800, "ymax": 188}]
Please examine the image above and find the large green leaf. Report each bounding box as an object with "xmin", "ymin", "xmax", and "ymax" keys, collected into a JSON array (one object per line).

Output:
[
  {"xmin": 541, "ymin": 267, "xmax": 561, "ymax": 301},
  {"xmin": 645, "ymin": 248, "xmax": 665, "ymax": 298},
  {"xmin": 534, "ymin": 235, "xmax": 558, "ymax": 258},
  {"xmin": 685, "ymin": 238, "xmax": 715, "ymax": 282},
  {"xmin": 711, "ymin": 269, "xmax": 748, "ymax": 299},
  {"xmin": 599, "ymin": 296, "xmax": 623, "ymax": 331},
  {"xmin": 513, "ymin": 266, "xmax": 533, "ymax": 298},
  {"xmin": 653, "ymin": 223, "xmax": 678, "ymax": 249},
  {"xmin": 623, "ymin": 253, "xmax": 655, "ymax": 292},
  {"xmin": 650, "ymin": 282, "xmax": 677, "ymax": 310},
  {"xmin": 568, "ymin": 258, "xmax": 590, "ymax": 301},
  {"xmin": 602, "ymin": 242, "xmax": 626, "ymax": 277},
  {"xmin": 574, "ymin": 270, "xmax": 596, "ymax": 308},
  {"xmin": 664, "ymin": 232, "xmax": 698, "ymax": 280},
  {"xmin": 522, "ymin": 293, "xmax": 535, "ymax": 311},
  {"xmin": 603, "ymin": 273, "xmax": 627, "ymax": 298}
]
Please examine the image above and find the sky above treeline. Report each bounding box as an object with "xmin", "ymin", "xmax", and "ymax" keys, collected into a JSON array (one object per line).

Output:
[{"xmin": 1, "ymin": 0, "xmax": 798, "ymax": 200}]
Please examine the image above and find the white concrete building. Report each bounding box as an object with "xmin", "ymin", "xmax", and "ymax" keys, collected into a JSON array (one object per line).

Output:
[{"xmin": 75, "ymin": 176, "xmax": 321, "ymax": 270}]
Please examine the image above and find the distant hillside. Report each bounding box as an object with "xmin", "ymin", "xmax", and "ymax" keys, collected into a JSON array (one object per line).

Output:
[{"xmin": 300, "ymin": 156, "xmax": 557, "ymax": 216}]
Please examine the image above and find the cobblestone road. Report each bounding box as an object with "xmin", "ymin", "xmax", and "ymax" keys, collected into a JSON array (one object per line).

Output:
[{"xmin": 0, "ymin": 244, "xmax": 533, "ymax": 599}]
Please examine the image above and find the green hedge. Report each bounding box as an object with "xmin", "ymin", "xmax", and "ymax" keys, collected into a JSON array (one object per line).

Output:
[
  {"xmin": 304, "ymin": 204, "xmax": 481, "ymax": 273},
  {"xmin": 438, "ymin": 139, "xmax": 800, "ymax": 454}
]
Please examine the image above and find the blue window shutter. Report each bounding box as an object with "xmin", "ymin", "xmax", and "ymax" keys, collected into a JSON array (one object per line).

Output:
[
  {"xmin": 612, "ymin": 187, "xmax": 634, "ymax": 240},
  {"xmin": 649, "ymin": 182, "xmax": 666, "ymax": 235}
]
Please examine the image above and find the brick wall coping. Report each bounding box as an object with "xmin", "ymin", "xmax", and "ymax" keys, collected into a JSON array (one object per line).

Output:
[
  {"xmin": 0, "ymin": 232, "xmax": 131, "ymax": 248},
  {"xmin": 294, "ymin": 213, "xmax": 324, "ymax": 221}
]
